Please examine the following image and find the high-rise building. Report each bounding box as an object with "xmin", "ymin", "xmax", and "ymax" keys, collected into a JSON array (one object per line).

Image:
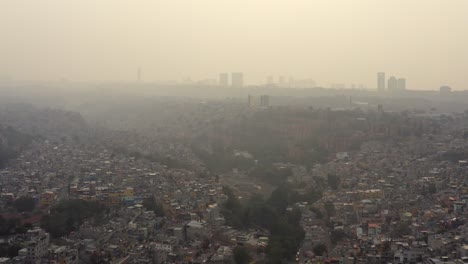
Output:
[
  {"xmin": 387, "ymin": 76, "xmax": 398, "ymax": 92},
  {"xmin": 219, "ymin": 73, "xmax": 229, "ymax": 86},
  {"xmin": 231, "ymin": 72, "xmax": 244, "ymax": 87},
  {"xmin": 397, "ymin": 78, "xmax": 406, "ymax": 90},
  {"xmin": 377, "ymin": 72, "xmax": 386, "ymax": 92}
]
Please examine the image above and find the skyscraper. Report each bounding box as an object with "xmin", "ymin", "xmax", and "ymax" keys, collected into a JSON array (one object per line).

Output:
[
  {"xmin": 231, "ymin": 72, "xmax": 244, "ymax": 87},
  {"xmin": 387, "ymin": 76, "xmax": 398, "ymax": 92},
  {"xmin": 377, "ymin": 72, "xmax": 385, "ymax": 92},
  {"xmin": 397, "ymin": 78, "xmax": 406, "ymax": 90},
  {"xmin": 219, "ymin": 73, "xmax": 228, "ymax": 86}
]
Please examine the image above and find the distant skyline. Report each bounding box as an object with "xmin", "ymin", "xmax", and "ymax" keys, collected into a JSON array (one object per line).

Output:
[{"xmin": 1, "ymin": 0, "xmax": 468, "ymax": 90}]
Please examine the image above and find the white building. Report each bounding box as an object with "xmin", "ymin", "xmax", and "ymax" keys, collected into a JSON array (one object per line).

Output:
[{"xmin": 23, "ymin": 228, "xmax": 50, "ymax": 264}]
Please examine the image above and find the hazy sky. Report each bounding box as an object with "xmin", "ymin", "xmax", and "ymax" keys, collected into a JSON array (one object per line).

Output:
[{"xmin": 1, "ymin": 0, "xmax": 468, "ymax": 89}]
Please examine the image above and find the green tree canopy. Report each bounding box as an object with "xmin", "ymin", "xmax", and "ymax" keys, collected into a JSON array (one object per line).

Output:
[
  {"xmin": 41, "ymin": 199, "xmax": 107, "ymax": 238},
  {"xmin": 13, "ymin": 197, "xmax": 35, "ymax": 212},
  {"xmin": 327, "ymin": 174, "xmax": 340, "ymax": 190},
  {"xmin": 142, "ymin": 196, "xmax": 165, "ymax": 217},
  {"xmin": 233, "ymin": 247, "xmax": 251, "ymax": 264},
  {"xmin": 222, "ymin": 185, "xmax": 306, "ymax": 263},
  {"xmin": 313, "ymin": 244, "xmax": 327, "ymax": 257}
]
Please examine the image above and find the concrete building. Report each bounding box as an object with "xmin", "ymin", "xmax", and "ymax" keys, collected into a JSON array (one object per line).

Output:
[
  {"xmin": 23, "ymin": 228, "xmax": 50, "ymax": 264},
  {"xmin": 397, "ymin": 78, "xmax": 406, "ymax": 90},
  {"xmin": 47, "ymin": 246, "xmax": 78, "ymax": 264},
  {"xmin": 387, "ymin": 76, "xmax": 398, "ymax": 92},
  {"xmin": 219, "ymin": 73, "xmax": 228, "ymax": 86}
]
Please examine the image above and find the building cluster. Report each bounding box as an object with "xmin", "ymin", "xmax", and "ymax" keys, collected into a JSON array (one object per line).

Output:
[
  {"xmin": 218, "ymin": 72, "xmax": 244, "ymax": 88},
  {"xmin": 0, "ymin": 228, "xmax": 78, "ymax": 264},
  {"xmin": 0, "ymin": 100, "xmax": 467, "ymax": 263},
  {"xmin": 265, "ymin": 76, "xmax": 317, "ymax": 89},
  {"xmin": 0, "ymin": 136, "xmax": 272, "ymax": 263},
  {"xmin": 290, "ymin": 120, "xmax": 468, "ymax": 263},
  {"xmin": 378, "ymin": 72, "xmax": 407, "ymax": 92},
  {"xmin": 247, "ymin": 95, "xmax": 270, "ymax": 108}
]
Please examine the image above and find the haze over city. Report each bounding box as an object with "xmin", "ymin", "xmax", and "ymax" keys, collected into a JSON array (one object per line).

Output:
[
  {"xmin": 2, "ymin": 0, "xmax": 468, "ymax": 89},
  {"xmin": 1, "ymin": 1, "xmax": 468, "ymax": 264}
]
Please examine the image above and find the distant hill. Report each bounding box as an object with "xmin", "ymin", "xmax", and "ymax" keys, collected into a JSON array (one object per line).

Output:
[
  {"xmin": 0, "ymin": 125, "xmax": 34, "ymax": 168},
  {"xmin": 0, "ymin": 103, "xmax": 91, "ymax": 168},
  {"xmin": 0, "ymin": 103, "xmax": 89, "ymax": 139}
]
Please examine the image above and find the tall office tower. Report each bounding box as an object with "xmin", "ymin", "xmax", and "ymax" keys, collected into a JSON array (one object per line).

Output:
[
  {"xmin": 219, "ymin": 73, "xmax": 229, "ymax": 86},
  {"xmin": 387, "ymin": 76, "xmax": 398, "ymax": 91},
  {"xmin": 377, "ymin": 72, "xmax": 385, "ymax": 92},
  {"xmin": 397, "ymin": 78, "xmax": 406, "ymax": 90},
  {"xmin": 231, "ymin": 72, "xmax": 244, "ymax": 87}
]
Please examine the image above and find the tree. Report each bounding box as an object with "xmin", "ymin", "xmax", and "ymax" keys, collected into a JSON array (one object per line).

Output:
[
  {"xmin": 7, "ymin": 244, "xmax": 22, "ymax": 258},
  {"xmin": 324, "ymin": 201, "xmax": 336, "ymax": 218},
  {"xmin": 327, "ymin": 174, "xmax": 340, "ymax": 190},
  {"xmin": 142, "ymin": 196, "xmax": 165, "ymax": 217},
  {"xmin": 313, "ymin": 177, "xmax": 327, "ymax": 189},
  {"xmin": 41, "ymin": 199, "xmax": 107, "ymax": 238},
  {"xmin": 393, "ymin": 221, "xmax": 411, "ymax": 236},
  {"xmin": 310, "ymin": 207, "xmax": 323, "ymax": 219},
  {"xmin": 233, "ymin": 247, "xmax": 251, "ymax": 264},
  {"xmin": 201, "ymin": 238, "xmax": 210, "ymax": 250},
  {"xmin": 330, "ymin": 229, "xmax": 346, "ymax": 245},
  {"xmin": 267, "ymin": 186, "xmax": 290, "ymax": 213},
  {"xmin": 428, "ymin": 183, "xmax": 437, "ymax": 194},
  {"xmin": 266, "ymin": 239, "xmax": 285, "ymax": 264},
  {"xmin": 313, "ymin": 244, "xmax": 327, "ymax": 257},
  {"xmin": 221, "ymin": 187, "xmax": 243, "ymax": 228},
  {"xmin": 222, "ymin": 185, "xmax": 305, "ymax": 263},
  {"xmin": 0, "ymin": 216, "xmax": 20, "ymax": 235},
  {"xmin": 249, "ymin": 164, "xmax": 291, "ymax": 186},
  {"xmin": 13, "ymin": 197, "xmax": 35, "ymax": 212},
  {"xmin": 0, "ymin": 126, "xmax": 34, "ymax": 168}
]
